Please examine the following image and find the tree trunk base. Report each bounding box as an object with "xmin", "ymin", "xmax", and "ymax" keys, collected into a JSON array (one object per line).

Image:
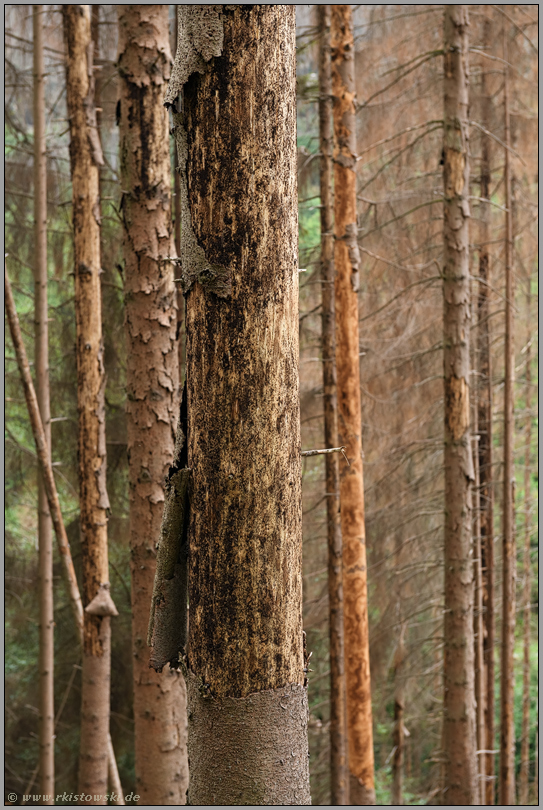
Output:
[
  {"xmin": 185, "ymin": 670, "xmax": 310, "ymax": 806},
  {"xmin": 349, "ymin": 774, "xmax": 376, "ymax": 806}
]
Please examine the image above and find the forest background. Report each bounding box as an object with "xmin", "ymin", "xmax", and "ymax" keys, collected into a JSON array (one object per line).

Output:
[{"xmin": 4, "ymin": 4, "xmax": 538, "ymax": 806}]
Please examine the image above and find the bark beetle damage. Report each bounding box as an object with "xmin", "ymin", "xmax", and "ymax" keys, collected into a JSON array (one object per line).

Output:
[
  {"xmin": 164, "ymin": 5, "xmax": 231, "ymax": 299},
  {"xmin": 445, "ymin": 374, "xmax": 469, "ymax": 441},
  {"xmin": 148, "ymin": 385, "xmax": 190, "ymax": 671},
  {"xmin": 444, "ymin": 146, "xmax": 465, "ymax": 199}
]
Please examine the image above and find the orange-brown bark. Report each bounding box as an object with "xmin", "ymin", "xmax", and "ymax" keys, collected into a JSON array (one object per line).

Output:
[
  {"xmin": 118, "ymin": 6, "xmax": 188, "ymax": 802},
  {"xmin": 331, "ymin": 5, "xmax": 375, "ymax": 804}
]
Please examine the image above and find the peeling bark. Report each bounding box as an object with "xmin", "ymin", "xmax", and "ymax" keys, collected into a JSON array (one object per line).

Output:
[
  {"xmin": 331, "ymin": 5, "xmax": 375, "ymax": 804},
  {"xmin": 168, "ymin": 5, "xmax": 310, "ymax": 804},
  {"xmin": 62, "ymin": 6, "xmax": 112, "ymax": 803},
  {"xmin": 441, "ymin": 6, "xmax": 478, "ymax": 805},
  {"xmin": 117, "ymin": 5, "xmax": 188, "ymax": 804},
  {"xmin": 318, "ymin": 5, "xmax": 348, "ymax": 805}
]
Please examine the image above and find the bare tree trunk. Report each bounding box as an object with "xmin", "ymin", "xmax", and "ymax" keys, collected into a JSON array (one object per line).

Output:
[
  {"xmin": 391, "ymin": 622, "xmax": 406, "ymax": 806},
  {"xmin": 472, "ymin": 390, "xmax": 486, "ymax": 804},
  {"xmin": 519, "ymin": 280, "xmax": 532, "ymax": 805},
  {"xmin": 117, "ymin": 6, "xmax": 188, "ymax": 804},
  {"xmin": 318, "ymin": 6, "xmax": 348, "ymax": 805},
  {"xmin": 441, "ymin": 6, "xmax": 478, "ymax": 805},
  {"xmin": 331, "ymin": 6, "xmax": 375, "ymax": 804},
  {"xmin": 499, "ymin": 28, "xmax": 516, "ymax": 807},
  {"xmin": 33, "ymin": 5, "xmax": 54, "ymax": 802},
  {"xmin": 159, "ymin": 6, "xmax": 309, "ymax": 804},
  {"xmin": 62, "ymin": 7, "xmax": 115, "ymax": 803},
  {"xmin": 478, "ymin": 26, "xmax": 496, "ymax": 803}
]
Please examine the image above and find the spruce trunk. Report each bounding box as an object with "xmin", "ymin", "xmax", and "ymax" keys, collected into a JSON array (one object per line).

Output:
[
  {"xmin": 331, "ymin": 5, "xmax": 375, "ymax": 804},
  {"xmin": 318, "ymin": 5, "xmax": 348, "ymax": 805},
  {"xmin": 117, "ymin": 5, "xmax": 188, "ymax": 803},
  {"xmin": 442, "ymin": 6, "xmax": 478, "ymax": 804},
  {"xmin": 164, "ymin": 5, "xmax": 310, "ymax": 804},
  {"xmin": 33, "ymin": 5, "xmax": 54, "ymax": 802},
  {"xmin": 499, "ymin": 29, "xmax": 516, "ymax": 806},
  {"xmin": 478, "ymin": 30, "xmax": 496, "ymax": 803},
  {"xmin": 63, "ymin": 6, "xmax": 114, "ymax": 803}
]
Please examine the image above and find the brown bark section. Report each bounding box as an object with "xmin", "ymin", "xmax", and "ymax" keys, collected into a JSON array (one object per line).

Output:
[
  {"xmin": 117, "ymin": 6, "xmax": 188, "ymax": 804},
  {"xmin": 472, "ymin": 388, "xmax": 486, "ymax": 803},
  {"xmin": 478, "ymin": 33, "xmax": 496, "ymax": 804},
  {"xmin": 391, "ymin": 625, "xmax": 406, "ymax": 806},
  {"xmin": 62, "ymin": 7, "xmax": 113, "ymax": 803},
  {"xmin": 318, "ymin": 5, "xmax": 348, "ymax": 805},
  {"xmin": 331, "ymin": 6, "xmax": 375, "ymax": 804},
  {"xmin": 519, "ymin": 282, "xmax": 532, "ymax": 805},
  {"xmin": 441, "ymin": 6, "xmax": 478, "ymax": 805},
  {"xmin": 499, "ymin": 30, "xmax": 516, "ymax": 806},
  {"xmin": 33, "ymin": 5, "xmax": 54, "ymax": 802},
  {"xmin": 166, "ymin": 5, "xmax": 309, "ymax": 804}
]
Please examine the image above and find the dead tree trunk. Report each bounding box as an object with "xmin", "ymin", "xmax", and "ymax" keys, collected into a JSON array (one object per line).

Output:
[
  {"xmin": 518, "ymin": 280, "xmax": 533, "ymax": 805},
  {"xmin": 331, "ymin": 5, "xmax": 375, "ymax": 804},
  {"xmin": 159, "ymin": 6, "xmax": 310, "ymax": 804},
  {"xmin": 392, "ymin": 622, "xmax": 407, "ymax": 806},
  {"xmin": 499, "ymin": 28, "xmax": 516, "ymax": 806},
  {"xmin": 33, "ymin": 5, "xmax": 54, "ymax": 802},
  {"xmin": 441, "ymin": 6, "xmax": 478, "ymax": 804},
  {"xmin": 117, "ymin": 5, "xmax": 188, "ymax": 804},
  {"xmin": 318, "ymin": 5, "xmax": 348, "ymax": 805},
  {"xmin": 472, "ymin": 386, "xmax": 486, "ymax": 804},
  {"xmin": 478, "ymin": 25, "xmax": 496, "ymax": 803},
  {"xmin": 62, "ymin": 7, "xmax": 116, "ymax": 803}
]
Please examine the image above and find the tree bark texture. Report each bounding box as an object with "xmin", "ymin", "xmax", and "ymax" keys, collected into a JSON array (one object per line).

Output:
[
  {"xmin": 33, "ymin": 5, "xmax": 54, "ymax": 802},
  {"xmin": 117, "ymin": 6, "xmax": 188, "ymax": 805},
  {"xmin": 331, "ymin": 5, "xmax": 375, "ymax": 804},
  {"xmin": 472, "ymin": 388, "xmax": 486, "ymax": 804},
  {"xmin": 318, "ymin": 5, "xmax": 348, "ymax": 805},
  {"xmin": 165, "ymin": 5, "xmax": 309, "ymax": 805},
  {"xmin": 441, "ymin": 6, "xmax": 478, "ymax": 805},
  {"xmin": 391, "ymin": 625, "xmax": 407, "ymax": 806},
  {"xmin": 63, "ymin": 6, "xmax": 114, "ymax": 803},
  {"xmin": 519, "ymin": 281, "xmax": 532, "ymax": 805},
  {"xmin": 478, "ymin": 31, "xmax": 496, "ymax": 805},
  {"xmin": 499, "ymin": 29, "xmax": 516, "ymax": 807}
]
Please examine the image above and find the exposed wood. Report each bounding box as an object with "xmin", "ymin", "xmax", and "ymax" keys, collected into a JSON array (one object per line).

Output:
[
  {"xmin": 62, "ymin": 6, "xmax": 112, "ymax": 802},
  {"xmin": 318, "ymin": 5, "xmax": 348, "ymax": 804},
  {"xmin": 117, "ymin": 6, "xmax": 188, "ymax": 803},
  {"xmin": 499, "ymin": 26, "xmax": 516, "ymax": 806},
  {"xmin": 331, "ymin": 5, "xmax": 375, "ymax": 804},
  {"xmin": 441, "ymin": 6, "xmax": 478, "ymax": 805},
  {"xmin": 166, "ymin": 5, "xmax": 310, "ymax": 804},
  {"xmin": 32, "ymin": 5, "xmax": 54, "ymax": 801}
]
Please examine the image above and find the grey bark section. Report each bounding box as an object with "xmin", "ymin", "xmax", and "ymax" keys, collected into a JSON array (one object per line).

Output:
[{"xmin": 186, "ymin": 669, "xmax": 311, "ymax": 806}]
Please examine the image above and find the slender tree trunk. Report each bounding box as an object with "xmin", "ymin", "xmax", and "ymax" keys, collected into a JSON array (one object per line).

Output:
[
  {"xmin": 331, "ymin": 6, "xmax": 375, "ymax": 804},
  {"xmin": 117, "ymin": 6, "xmax": 188, "ymax": 804},
  {"xmin": 478, "ymin": 28, "xmax": 496, "ymax": 804},
  {"xmin": 441, "ymin": 6, "xmax": 478, "ymax": 804},
  {"xmin": 318, "ymin": 6, "xmax": 348, "ymax": 805},
  {"xmin": 391, "ymin": 622, "xmax": 406, "ymax": 806},
  {"xmin": 62, "ymin": 7, "xmax": 115, "ymax": 803},
  {"xmin": 472, "ymin": 390, "xmax": 486, "ymax": 803},
  {"xmin": 499, "ymin": 28, "xmax": 516, "ymax": 806},
  {"xmin": 33, "ymin": 5, "xmax": 54, "ymax": 802},
  {"xmin": 161, "ymin": 6, "xmax": 310, "ymax": 804},
  {"xmin": 519, "ymin": 280, "xmax": 532, "ymax": 805},
  {"xmin": 172, "ymin": 5, "xmax": 184, "ymax": 386}
]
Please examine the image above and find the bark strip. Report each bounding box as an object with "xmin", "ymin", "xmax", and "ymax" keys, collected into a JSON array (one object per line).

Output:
[
  {"xmin": 441, "ymin": 6, "xmax": 478, "ymax": 805},
  {"xmin": 185, "ymin": 670, "xmax": 310, "ymax": 806},
  {"xmin": 331, "ymin": 5, "xmax": 375, "ymax": 804}
]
